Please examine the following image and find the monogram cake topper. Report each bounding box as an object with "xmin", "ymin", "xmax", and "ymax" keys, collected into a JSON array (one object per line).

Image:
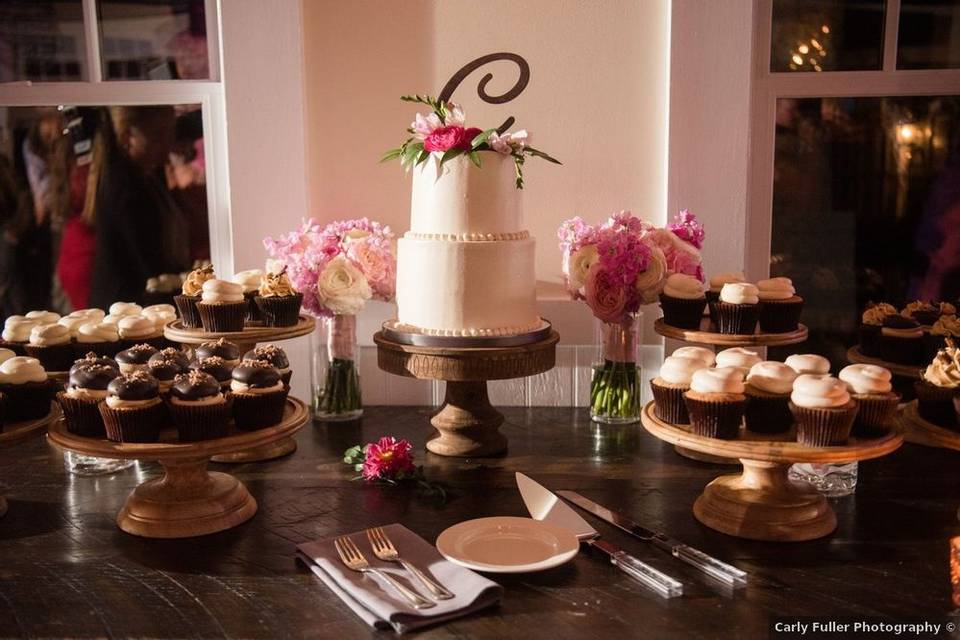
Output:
[{"xmin": 438, "ymin": 52, "xmax": 530, "ymax": 134}]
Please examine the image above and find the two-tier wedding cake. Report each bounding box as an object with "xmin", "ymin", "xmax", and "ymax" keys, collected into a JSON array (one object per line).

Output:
[{"xmin": 384, "ymin": 95, "xmax": 559, "ymax": 339}]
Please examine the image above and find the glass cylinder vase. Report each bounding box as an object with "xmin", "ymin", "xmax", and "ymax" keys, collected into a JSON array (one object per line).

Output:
[
  {"xmin": 591, "ymin": 314, "xmax": 642, "ymax": 424},
  {"xmin": 310, "ymin": 314, "xmax": 363, "ymax": 421}
]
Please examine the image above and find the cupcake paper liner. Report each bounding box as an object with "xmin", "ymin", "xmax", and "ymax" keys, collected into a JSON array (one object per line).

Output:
[
  {"xmin": 24, "ymin": 343, "xmax": 75, "ymax": 372},
  {"xmin": 858, "ymin": 325, "xmax": 882, "ymax": 357},
  {"xmin": 852, "ymin": 393, "xmax": 900, "ymax": 434},
  {"xmin": 789, "ymin": 401, "xmax": 858, "ymax": 446},
  {"xmin": 758, "ymin": 298, "xmax": 803, "ymax": 333},
  {"xmin": 56, "ymin": 392, "xmax": 107, "ymax": 437},
  {"xmin": 0, "ymin": 381, "xmax": 56, "ymax": 422},
  {"xmin": 878, "ymin": 335, "xmax": 923, "ymax": 366},
  {"xmin": 0, "ymin": 340, "xmax": 26, "ymax": 357},
  {"xmin": 683, "ymin": 394, "xmax": 746, "ymax": 440},
  {"xmin": 650, "ymin": 381, "xmax": 690, "ymax": 424},
  {"xmin": 713, "ymin": 302, "xmax": 760, "ymax": 335},
  {"xmin": 174, "ymin": 294, "xmax": 202, "ymax": 329},
  {"xmin": 197, "ymin": 301, "xmax": 248, "ymax": 333},
  {"xmin": 99, "ymin": 400, "xmax": 164, "ymax": 442},
  {"xmin": 914, "ymin": 381, "xmax": 958, "ymax": 427},
  {"xmin": 255, "ymin": 294, "xmax": 304, "ymax": 328},
  {"xmin": 231, "ymin": 387, "xmax": 288, "ymax": 431},
  {"xmin": 169, "ymin": 399, "xmax": 232, "ymax": 442},
  {"xmin": 744, "ymin": 392, "xmax": 793, "ymax": 434},
  {"xmin": 659, "ymin": 295, "xmax": 706, "ymax": 330},
  {"xmin": 0, "ymin": 392, "xmax": 6, "ymax": 432},
  {"xmin": 244, "ymin": 292, "xmax": 264, "ymax": 324}
]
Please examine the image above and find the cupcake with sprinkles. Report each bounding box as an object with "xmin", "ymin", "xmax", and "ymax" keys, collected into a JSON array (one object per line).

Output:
[
  {"xmin": 99, "ymin": 371, "xmax": 165, "ymax": 442},
  {"xmin": 242, "ymin": 344, "xmax": 291, "ymax": 386},
  {"xmin": 190, "ymin": 356, "xmax": 234, "ymax": 391},
  {"xmin": 169, "ymin": 370, "xmax": 231, "ymax": 442},
  {"xmin": 229, "ymin": 359, "xmax": 288, "ymax": 430},
  {"xmin": 58, "ymin": 361, "xmax": 117, "ymax": 437}
]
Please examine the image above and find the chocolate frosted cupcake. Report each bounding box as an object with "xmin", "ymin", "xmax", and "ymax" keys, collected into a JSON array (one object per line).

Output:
[
  {"xmin": 190, "ymin": 356, "xmax": 234, "ymax": 391},
  {"xmin": 229, "ymin": 359, "xmax": 288, "ymax": 430},
  {"xmin": 706, "ymin": 272, "xmax": 745, "ymax": 327},
  {"xmin": 789, "ymin": 374, "xmax": 858, "ymax": 446},
  {"xmin": 714, "ymin": 283, "xmax": 760, "ymax": 335},
  {"xmin": 117, "ymin": 315, "xmax": 164, "ymax": 350},
  {"xmin": 715, "ymin": 347, "xmax": 761, "ymax": 378},
  {"xmin": 71, "ymin": 351, "xmax": 119, "ymax": 374},
  {"xmin": 757, "ymin": 277, "xmax": 803, "ymax": 333},
  {"xmin": 174, "ymin": 266, "xmax": 214, "ymax": 329},
  {"xmin": 115, "ymin": 344, "xmax": 159, "ymax": 375},
  {"xmin": 197, "ymin": 279, "xmax": 247, "ymax": 332},
  {"xmin": 659, "ymin": 273, "xmax": 707, "ymax": 330},
  {"xmin": 24, "ymin": 323, "xmax": 74, "ymax": 372},
  {"xmin": 683, "ymin": 367, "xmax": 747, "ymax": 439},
  {"xmin": 99, "ymin": 371, "xmax": 165, "ymax": 442},
  {"xmin": 744, "ymin": 361, "xmax": 798, "ymax": 434},
  {"xmin": 74, "ymin": 321, "xmax": 121, "ymax": 358},
  {"xmin": 243, "ymin": 344, "xmax": 291, "ymax": 386},
  {"xmin": 915, "ymin": 347, "xmax": 960, "ymax": 427},
  {"xmin": 879, "ymin": 315, "xmax": 924, "ymax": 365},
  {"xmin": 0, "ymin": 357, "xmax": 55, "ymax": 422},
  {"xmin": 149, "ymin": 347, "xmax": 191, "ymax": 372},
  {"xmin": 148, "ymin": 358, "xmax": 184, "ymax": 397},
  {"xmin": 651, "ymin": 356, "xmax": 706, "ymax": 424},
  {"xmin": 0, "ymin": 315, "xmax": 36, "ymax": 356},
  {"xmin": 785, "ymin": 353, "xmax": 830, "ymax": 376},
  {"xmin": 169, "ymin": 370, "xmax": 231, "ymax": 442},
  {"xmin": 58, "ymin": 362, "xmax": 116, "ymax": 437},
  {"xmin": 859, "ymin": 303, "xmax": 896, "ymax": 357},
  {"xmin": 901, "ymin": 300, "xmax": 940, "ymax": 327},
  {"xmin": 232, "ymin": 269, "xmax": 264, "ymax": 324},
  {"xmin": 839, "ymin": 364, "xmax": 900, "ymax": 435},
  {"xmin": 255, "ymin": 268, "xmax": 303, "ymax": 328},
  {"xmin": 196, "ymin": 338, "xmax": 241, "ymax": 367},
  {"xmin": 924, "ymin": 315, "xmax": 960, "ymax": 362}
]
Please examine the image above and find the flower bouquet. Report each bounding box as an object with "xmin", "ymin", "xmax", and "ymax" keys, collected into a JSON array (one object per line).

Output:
[
  {"xmin": 559, "ymin": 210, "xmax": 705, "ymax": 423},
  {"xmin": 265, "ymin": 218, "xmax": 396, "ymax": 421}
]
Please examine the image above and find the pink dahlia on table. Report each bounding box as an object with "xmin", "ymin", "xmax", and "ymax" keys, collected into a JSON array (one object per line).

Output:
[{"xmin": 361, "ymin": 437, "xmax": 415, "ymax": 481}]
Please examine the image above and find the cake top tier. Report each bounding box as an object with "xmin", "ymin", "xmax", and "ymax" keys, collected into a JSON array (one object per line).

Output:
[{"xmin": 410, "ymin": 153, "xmax": 522, "ymax": 236}]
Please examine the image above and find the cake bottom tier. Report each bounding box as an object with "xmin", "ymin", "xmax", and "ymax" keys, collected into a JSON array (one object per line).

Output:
[{"xmin": 395, "ymin": 236, "xmax": 540, "ymax": 336}]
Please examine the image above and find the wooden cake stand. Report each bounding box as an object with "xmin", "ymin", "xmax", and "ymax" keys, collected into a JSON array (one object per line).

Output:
[
  {"xmin": 846, "ymin": 346, "xmax": 921, "ymax": 379},
  {"xmin": 654, "ymin": 318, "xmax": 809, "ymax": 464},
  {"xmin": 48, "ymin": 397, "xmax": 309, "ymax": 538},
  {"xmin": 0, "ymin": 403, "xmax": 62, "ymax": 517},
  {"xmin": 164, "ymin": 315, "xmax": 315, "ymax": 463},
  {"xmin": 641, "ymin": 401, "xmax": 902, "ymax": 541},
  {"xmin": 899, "ymin": 400, "xmax": 960, "ymax": 451},
  {"xmin": 374, "ymin": 330, "xmax": 559, "ymax": 457}
]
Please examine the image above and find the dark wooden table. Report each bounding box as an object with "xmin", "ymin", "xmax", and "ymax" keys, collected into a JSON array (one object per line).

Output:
[{"xmin": 0, "ymin": 407, "xmax": 957, "ymax": 639}]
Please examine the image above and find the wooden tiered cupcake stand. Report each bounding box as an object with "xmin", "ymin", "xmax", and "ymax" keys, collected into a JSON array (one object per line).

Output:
[
  {"xmin": 846, "ymin": 346, "xmax": 921, "ymax": 380},
  {"xmin": 899, "ymin": 401, "xmax": 960, "ymax": 451},
  {"xmin": 48, "ymin": 397, "xmax": 309, "ymax": 538},
  {"xmin": 164, "ymin": 315, "xmax": 314, "ymax": 462},
  {"xmin": 641, "ymin": 402, "xmax": 903, "ymax": 541},
  {"xmin": 374, "ymin": 327, "xmax": 559, "ymax": 457},
  {"xmin": 0, "ymin": 403, "xmax": 62, "ymax": 517},
  {"xmin": 654, "ymin": 318, "xmax": 808, "ymax": 463}
]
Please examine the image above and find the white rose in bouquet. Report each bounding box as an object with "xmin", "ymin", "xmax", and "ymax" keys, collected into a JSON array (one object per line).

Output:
[
  {"xmin": 635, "ymin": 244, "xmax": 667, "ymax": 304},
  {"xmin": 317, "ymin": 255, "xmax": 372, "ymax": 315},
  {"xmin": 566, "ymin": 244, "xmax": 599, "ymax": 292}
]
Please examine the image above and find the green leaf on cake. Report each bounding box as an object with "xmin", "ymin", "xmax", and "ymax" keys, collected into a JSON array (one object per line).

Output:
[
  {"xmin": 525, "ymin": 146, "xmax": 562, "ymax": 164},
  {"xmin": 402, "ymin": 142, "xmax": 423, "ymax": 168},
  {"xmin": 439, "ymin": 148, "xmax": 464, "ymax": 168},
  {"xmin": 468, "ymin": 151, "xmax": 482, "ymax": 168},
  {"xmin": 471, "ymin": 128, "xmax": 496, "ymax": 149},
  {"xmin": 380, "ymin": 148, "xmax": 403, "ymax": 163},
  {"xmin": 514, "ymin": 155, "xmax": 525, "ymax": 189},
  {"xmin": 415, "ymin": 148, "xmax": 430, "ymax": 166}
]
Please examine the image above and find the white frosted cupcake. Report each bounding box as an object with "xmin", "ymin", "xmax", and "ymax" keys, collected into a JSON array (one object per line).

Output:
[
  {"xmin": 757, "ymin": 277, "xmax": 804, "ymax": 333},
  {"xmin": 118, "ymin": 315, "xmax": 163, "ymax": 349},
  {"xmin": 714, "ymin": 283, "xmax": 760, "ymax": 334},
  {"xmin": 683, "ymin": 367, "xmax": 747, "ymax": 439},
  {"xmin": 232, "ymin": 269, "xmax": 264, "ymax": 323},
  {"xmin": 651, "ymin": 356, "xmax": 707, "ymax": 424},
  {"xmin": 1, "ymin": 316, "xmax": 37, "ymax": 355},
  {"xmin": 75, "ymin": 321, "xmax": 122, "ymax": 358},
  {"xmin": 659, "ymin": 274, "xmax": 706, "ymax": 330},
  {"xmin": 24, "ymin": 323, "xmax": 74, "ymax": 371},
  {"xmin": 839, "ymin": 364, "xmax": 899, "ymax": 433},
  {"xmin": 789, "ymin": 374, "xmax": 858, "ymax": 446},
  {"xmin": 197, "ymin": 279, "xmax": 247, "ymax": 332},
  {"xmin": 785, "ymin": 354, "xmax": 830, "ymax": 375},
  {"xmin": 744, "ymin": 361, "xmax": 798, "ymax": 434},
  {"xmin": 707, "ymin": 272, "xmax": 745, "ymax": 326},
  {"xmin": 671, "ymin": 346, "xmax": 716, "ymax": 367},
  {"xmin": 715, "ymin": 347, "xmax": 761, "ymax": 377}
]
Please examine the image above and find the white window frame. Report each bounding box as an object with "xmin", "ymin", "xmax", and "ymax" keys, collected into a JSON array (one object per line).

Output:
[
  {"xmin": 0, "ymin": 0, "xmax": 234, "ymax": 276},
  {"xmin": 747, "ymin": 0, "xmax": 960, "ymax": 280}
]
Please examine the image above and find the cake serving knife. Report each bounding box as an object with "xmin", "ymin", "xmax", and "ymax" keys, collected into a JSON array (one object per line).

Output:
[{"xmin": 557, "ymin": 490, "xmax": 748, "ymax": 588}]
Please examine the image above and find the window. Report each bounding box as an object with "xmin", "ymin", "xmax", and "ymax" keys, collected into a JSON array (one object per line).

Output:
[{"xmin": 752, "ymin": 0, "xmax": 960, "ymax": 367}]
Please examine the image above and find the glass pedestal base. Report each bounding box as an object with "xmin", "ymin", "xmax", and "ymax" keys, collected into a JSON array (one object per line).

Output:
[
  {"xmin": 789, "ymin": 462, "xmax": 858, "ymax": 497},
  {"xmin": 64, "ymin": 452, "xmax": 135, "ymax": 476}
]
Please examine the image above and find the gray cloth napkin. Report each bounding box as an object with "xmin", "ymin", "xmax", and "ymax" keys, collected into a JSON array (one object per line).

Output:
[{"xmin": 296, "ymin": 523, "xmax": 503, "ymax": 634}]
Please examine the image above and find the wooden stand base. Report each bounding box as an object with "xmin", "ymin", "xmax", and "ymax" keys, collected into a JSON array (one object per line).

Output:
[
  {"xmin": 210, "ymin": 435, "xmax": 297, "ymax": 463},
  {"xmin": 674, "ymin": 445, "xmax": 741, "ymax": 465},
  {"xmin": 428, "ymin": 381, "xmax": 506, "ymax": 457},
  {"xmin": 693, "ymin": 460, "xmax": 835, "ymax": 541},
  {"xmin": 118, "ymin": 458, "xmax": 257, "ymax": 538}
]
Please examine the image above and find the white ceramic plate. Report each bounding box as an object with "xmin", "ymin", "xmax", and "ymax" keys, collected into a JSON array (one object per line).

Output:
[{"xmin": 436, "ymin": 516, "xmax": 580, "ymax": 573}]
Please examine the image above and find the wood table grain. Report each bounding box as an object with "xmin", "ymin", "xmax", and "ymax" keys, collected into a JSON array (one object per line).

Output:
[{"xmin": 0, "ymin": 407, "xmax": 955, "ymax": 638}]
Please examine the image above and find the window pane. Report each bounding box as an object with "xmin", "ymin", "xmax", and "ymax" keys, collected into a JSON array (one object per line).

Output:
[
  {"xmin": 0, "ymin": 0, "xmax": 86, "ymax": 82},
  {"xmin": 98, "ymin": 0, "xmax": 208, "ymax": 80},
  {"xmin": 0, "ymin": 104, "xmax": 210, "ymax": 316},
  {"xmin": 898, "ymin": 0, "xmax": 960, "ymax": 69},
  {"xmin": 771, "ymin": 0, "xmax": 886, "ymax": 72},
  {"xmin": 770, "ymin": 96, "xmax": 960, "ymax": 367}
]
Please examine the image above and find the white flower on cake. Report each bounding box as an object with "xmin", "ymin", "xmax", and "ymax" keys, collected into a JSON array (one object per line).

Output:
[
  {"xmin": 317, "ymin": 255, "xmax": 372, "ymax": 315},
  {"xmin": 566, "ymin": 244, "xmax": 599, "ymax": 292},
  {"xmin": 488, "ymin": 130, "xmax": 529, "ymax": 155}
]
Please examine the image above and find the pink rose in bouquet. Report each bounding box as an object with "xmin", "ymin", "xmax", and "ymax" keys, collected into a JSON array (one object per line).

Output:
[{"xmin": 584, "ymin": 262, "xmax": 628, "ymax": 323}]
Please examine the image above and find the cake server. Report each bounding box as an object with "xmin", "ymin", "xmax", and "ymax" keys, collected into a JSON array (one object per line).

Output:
[
  {"xmin": 557, "ymin": 490, "xmax": 747, "ymax": 588},
  {"xmin": 516, "ymin": 473, "xmax": 683, "ymax": 598}
]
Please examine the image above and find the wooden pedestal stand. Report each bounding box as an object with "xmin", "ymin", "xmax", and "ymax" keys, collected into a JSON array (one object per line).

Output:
[
  {"xmin": 641, "ymin": 401, "xmax": 902, "ymax": 541},
  {"xmin": 0, "ymin": 404, "xmax": 62, "ymax": 517},
  {"xmin": 164, "ymin": 315, "xmax": 314, "ymax": 462},
  {"xmin": 899, "ymin": 400, "xmax": 960, "ymax": 451},
  {"xmin": 48, "ymin": 397, "xmax": 308, "ymax": 538},
  {"xmin": 846, "ymin": 346, "xmax": 922, "ymax": 379},
  {"xmin": 654, "ymin": 318, "xmax": 809, "ymax": 464},
  {"xmin": 374, "ymin": 330, "xmax": 559, "ymax": 457}
]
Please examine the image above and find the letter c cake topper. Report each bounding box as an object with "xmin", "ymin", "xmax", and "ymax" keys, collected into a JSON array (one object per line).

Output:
[{"xmin": 438, "ymin": 52, "xmax": 530, "ymax": 134}]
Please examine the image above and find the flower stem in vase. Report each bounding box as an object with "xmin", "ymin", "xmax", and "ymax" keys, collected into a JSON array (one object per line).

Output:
[
  {"xmin": 312, "ymin": 315, "xmax": 363, "ymax": 421},
  {"xmin": 591, "ymin": 316, "xmax": 641, "ymax": 424}
]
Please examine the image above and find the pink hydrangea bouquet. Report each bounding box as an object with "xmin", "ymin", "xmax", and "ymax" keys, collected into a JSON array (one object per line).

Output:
[
  {"xmin": 381, "ymin": 94, "xmax": 560, "ymax": 188},
  {"xmin": 558, "ymin": 210, "xmax": 705, "ymax": 423},
  {"xmin": 264, "ymin": 218, "xmax": 396, "ymax": 420}
]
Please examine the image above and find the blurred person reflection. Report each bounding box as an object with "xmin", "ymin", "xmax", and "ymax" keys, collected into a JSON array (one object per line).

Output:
[
  {"xmin": 88, "ymin": 106, "xmax": 191, "ymax": 308},
  {"xmin": 0, "ymin": 154, "xmax": 41, "ymax": 316}
]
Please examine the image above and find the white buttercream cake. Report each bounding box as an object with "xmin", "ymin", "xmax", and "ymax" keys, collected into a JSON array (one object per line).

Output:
[{"xmin": 394, "ymin": 152, "xmax": 541, "ymax": 337}]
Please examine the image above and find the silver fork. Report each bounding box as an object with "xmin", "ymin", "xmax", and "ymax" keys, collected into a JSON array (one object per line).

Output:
[
  {"xmin": 333, "ymin": 536, "xmax": 435, "ymax": 610},
  {"xmin": 366, "ymin": 526, "xmax": 455, "ymax": 600}
]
